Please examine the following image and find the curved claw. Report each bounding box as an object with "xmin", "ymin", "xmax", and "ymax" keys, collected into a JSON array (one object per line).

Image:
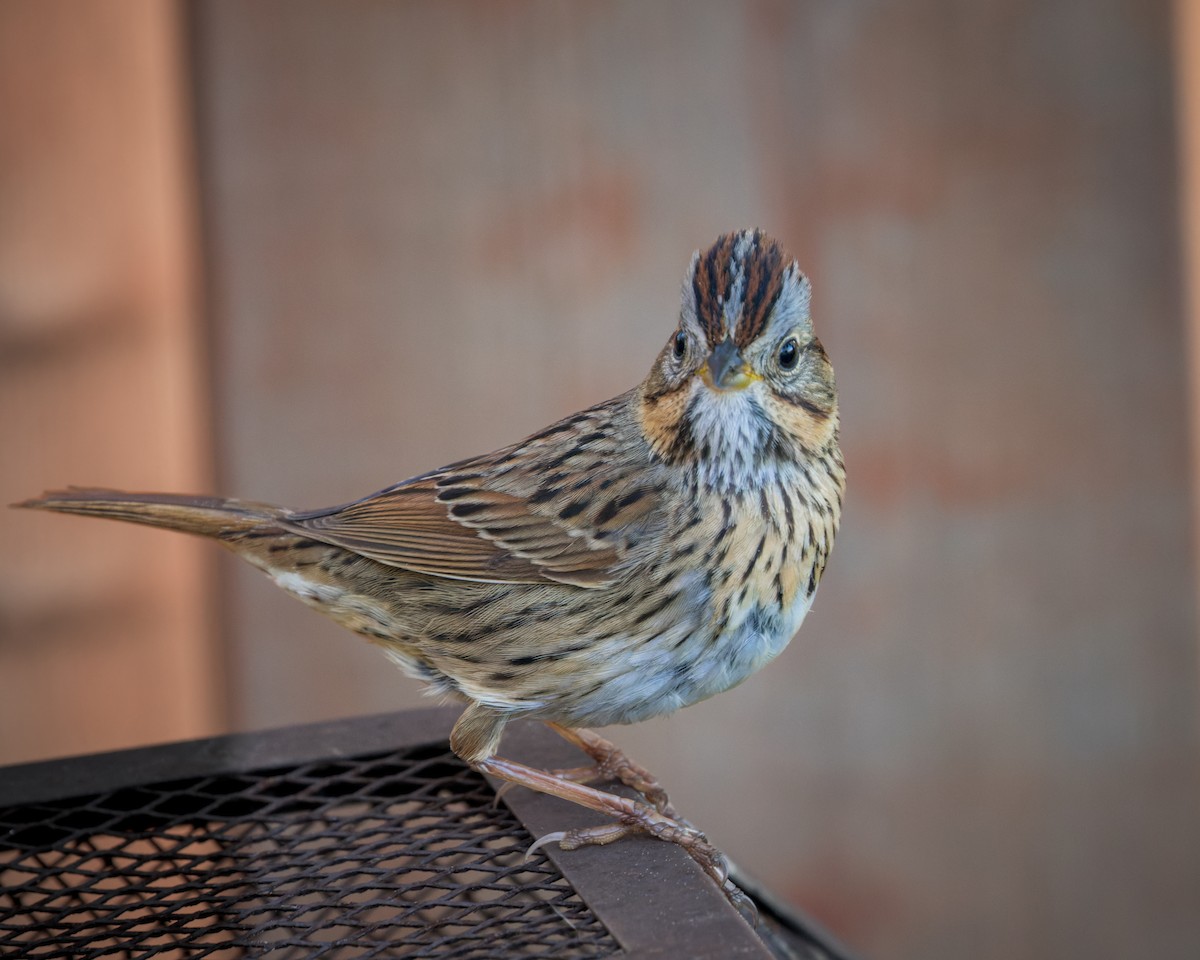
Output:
[
  {"xmin": 525, "ymin": 831, "xmax": 567, "ymax": 860},
  {"xmin": 526, "ymin": 822, "xmax": 644, "ymax": 860}
]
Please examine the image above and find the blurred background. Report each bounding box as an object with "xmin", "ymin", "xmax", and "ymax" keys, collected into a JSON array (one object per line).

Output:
[{"xmin": 3, "ymin": 1, "xmax": 1199, "ymax": 957}]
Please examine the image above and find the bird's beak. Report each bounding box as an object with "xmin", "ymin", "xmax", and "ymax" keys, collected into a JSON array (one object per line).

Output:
[{"xmin": 700, "ymin": 339, "xmax": 757, "ymax": 392}]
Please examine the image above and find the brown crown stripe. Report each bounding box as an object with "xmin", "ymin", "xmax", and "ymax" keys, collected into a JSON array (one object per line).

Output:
[
  {"xmin": 691, "ymin": 231, "xmax": 791, "ymax": 350},
  {"xmin": 733, "ymin": 236, "xmax": 786, "ymax": 349},
  {"xmin": 692, "ymin": 232, "xmax": 737, "ymax": 346}
]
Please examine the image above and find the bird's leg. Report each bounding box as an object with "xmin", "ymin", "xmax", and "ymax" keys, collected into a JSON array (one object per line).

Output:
[
  {"xmin": 542, "ymin": 722, "xmax": 678, "ymax": 818},
  {"xmin": 479, "ymin": 755, "xmax": 755, "ymax": 920},
  {"xmin": 477, "ymin": 754, "xmax": 731, "ymax": 888},
  {"xmin": 453, "ymin": 705, "xmax": 753, "ymax": 920}
]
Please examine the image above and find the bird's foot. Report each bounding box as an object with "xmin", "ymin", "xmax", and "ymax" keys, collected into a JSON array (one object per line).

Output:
[
  {"xmin": 527, "ymin": 811, "xmax": 722, "ymax": 879},
  {"xmin": 527, "ymin": 814, "xmax": 756, "ymax": 922},
  {"xmin": 479, "ymin": 754, "xmax": 754, "ymax": 922}
]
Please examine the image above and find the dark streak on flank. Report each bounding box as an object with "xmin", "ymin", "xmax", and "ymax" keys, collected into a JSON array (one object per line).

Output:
[
  {"xmin": 779, "ymin": 484, "xmax": 796, "ymax": 540},
  {"xmin": 743, "ymin": 532, "xmax": 767, "ymax": 581}
]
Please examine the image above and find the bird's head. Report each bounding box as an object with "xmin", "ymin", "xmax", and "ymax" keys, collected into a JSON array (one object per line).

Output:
[{"xmin": 638, "ymin": 230, "xmax": 837, "ymax": 486}]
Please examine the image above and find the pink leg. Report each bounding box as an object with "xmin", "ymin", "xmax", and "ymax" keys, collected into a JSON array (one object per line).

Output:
[{"xmin": 543, "ymin": 723, "xmax": 679, "ymax": 818}]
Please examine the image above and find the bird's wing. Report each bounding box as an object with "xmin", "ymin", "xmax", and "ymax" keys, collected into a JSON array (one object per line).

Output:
[{"xmin": 283, "ymin": 395, "xmax": 660, "ymax": 589}]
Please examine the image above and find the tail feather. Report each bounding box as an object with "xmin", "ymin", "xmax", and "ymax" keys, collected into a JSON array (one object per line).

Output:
[{"xmin": 13, "ymin": 487, "xmax": 284, "ymax": 538}]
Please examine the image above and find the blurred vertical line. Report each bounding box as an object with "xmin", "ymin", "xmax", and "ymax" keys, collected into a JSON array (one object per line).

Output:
[
  {"xmin": 130, "ymin": 0, "xmax": 227, "ymax": 738},
  {"xmin": 1172, "ymin": 0, "xmax": 1200, "ymax": 700},
  {"xmin": 179, "ymin": 0, "xmax": 234, "ymax": 730}
]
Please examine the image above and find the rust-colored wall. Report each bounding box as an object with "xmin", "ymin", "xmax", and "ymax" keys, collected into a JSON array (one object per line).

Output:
[
  {"xmin": 189, "ymin": 3, "xmax": 1200, "ymax": 956},
  {"xmin": 5, "ymin": 2, "xmax": 1199, "ymax": 958},
  {"xmin": 0, "ymin": 1, "xmax": 220, "ymax": 759}
]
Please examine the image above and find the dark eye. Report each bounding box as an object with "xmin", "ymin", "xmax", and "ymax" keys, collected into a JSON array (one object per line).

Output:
[
  {"xmin": 673, "ymin": 330, "xmax": 688, "ymax": 359},
  {"xmin": 778, "ymin": 338, "xmax": 799, "ymax": 370}
]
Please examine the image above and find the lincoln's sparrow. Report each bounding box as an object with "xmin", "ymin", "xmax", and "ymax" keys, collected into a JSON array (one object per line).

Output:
[{"xmin": 19, "ymin": 229, "xmax": 843, "ymax": 910}]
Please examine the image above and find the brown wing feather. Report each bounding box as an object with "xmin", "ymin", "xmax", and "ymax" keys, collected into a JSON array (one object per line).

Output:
[
  {"xmin": 285, "ymin": 480, "xmax": 553, "ymax": 584},
  {"xmin": 283, "ymin": 393, "xmax": 657, "ymax": 588}
]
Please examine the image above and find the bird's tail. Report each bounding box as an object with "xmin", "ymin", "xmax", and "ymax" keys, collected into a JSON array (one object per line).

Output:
[{"xmin": 14, "ymin": 487, "xmax": 284, "ymax": 539}]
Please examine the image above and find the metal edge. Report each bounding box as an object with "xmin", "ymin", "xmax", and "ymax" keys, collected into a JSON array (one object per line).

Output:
[
  {"xmin": 496, "ymin": 719, "xmax": 775, "ymax": 960},
  {"xmin": 0, "ymin": 707, "xmax": 461, "ymax": 807}
]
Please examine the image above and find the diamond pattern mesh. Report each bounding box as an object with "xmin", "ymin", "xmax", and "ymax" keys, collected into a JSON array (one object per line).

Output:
[{"xmin": 0, "ymin": 743, "xmax": 622, "ymax": 959}]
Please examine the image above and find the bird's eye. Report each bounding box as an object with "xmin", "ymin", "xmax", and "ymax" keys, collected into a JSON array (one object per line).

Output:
[
  {"xmin": 778, "ymin": 338, "xmax": 800, "ymax": 370},
  {"xmin": 672, "ymin": 330, "xmax": 688, "ymax": 359}
]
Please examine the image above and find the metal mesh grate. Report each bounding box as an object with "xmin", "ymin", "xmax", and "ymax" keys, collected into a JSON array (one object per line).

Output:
[{"xmin": 0, "ymin": 743, "xmax": 622, "ymax": 959}]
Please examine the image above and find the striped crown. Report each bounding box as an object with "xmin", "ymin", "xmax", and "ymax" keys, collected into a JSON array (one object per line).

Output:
[{"xmin": 681, "ymin": 230, "xmax": 811, "ymax": 349}]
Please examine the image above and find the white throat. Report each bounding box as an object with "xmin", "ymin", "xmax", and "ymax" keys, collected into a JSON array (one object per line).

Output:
[{"xmin": 687, "ymin": 383, "xmax": 771, "ymax": 492}]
